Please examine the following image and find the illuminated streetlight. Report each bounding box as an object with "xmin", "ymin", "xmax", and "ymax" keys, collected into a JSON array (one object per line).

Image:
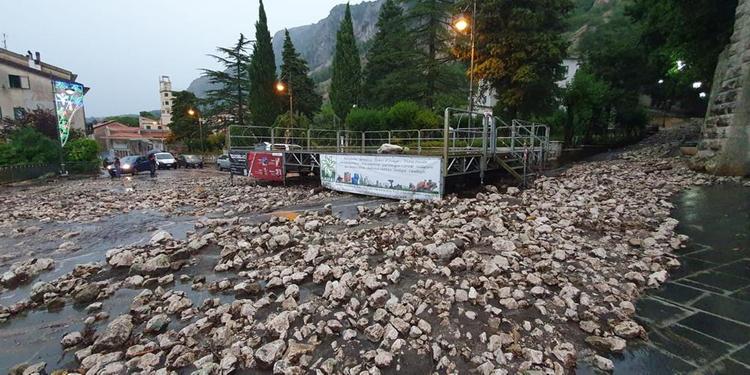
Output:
[
  {"xmin": 276, "ymin": 82, "xmax": 286, "ymax": 93},
  {"xmin": 658, "ymin": 79, "xmax": 664, "ymax": 85},
  {"xmin": 452, "ymin": 0, "xmax": 477, "ymax": 115},
  {"xmin": 676, "ymin": 60, "xmax": 686, "ymax": 71},
  {"xmin": 699, "ymin": 92, "xmax": 707, "ymax": 99},
  {"xmin": 187, "ymin": 108, "xmax": 196, "ymax": 117},
  {"xmin": 692, "ymin": 81, "xmax": 703, "ymax": 89},
  {"xmin": 453, "ymin": 16, "xmax": 469, "ymax": 32}
]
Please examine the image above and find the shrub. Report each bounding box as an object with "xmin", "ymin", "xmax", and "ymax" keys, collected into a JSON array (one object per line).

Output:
[
  {"xmin": 346, "ymin": 108, "xmax": 387, "ymax": 132},
  {"xmin": 385, "ymin": 101, "xmax": 421, "ymax": 129},
  {"xmin": 65, "ymin": 138, "xmax": 99, "ymax": 162},
  {"xmin": 0, "ymin": 127, "xmax": 61, "ymax": 165},
  {"xmin": 413, "ymin": 109, "xmax": 441, "ymax": 129}
]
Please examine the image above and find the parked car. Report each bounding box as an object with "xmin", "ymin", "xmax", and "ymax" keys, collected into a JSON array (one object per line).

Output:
[
  {"xmin": 177, "ymin": 154, "xmax": 204, "ymax": 169},
  {"xmin": 253, "ymin": 142, "xmax": 303, "ymax": 152},
  {"xmin": 153, "ymin": 152, "xmax": 177, "ymax": 170},
  {"xmin": 216, "ymin": 154, "xmax": 231, "ymax": 171},
  {"xmin": 107, "ymin": 155, "xmax": 151, "ymax": 177}
]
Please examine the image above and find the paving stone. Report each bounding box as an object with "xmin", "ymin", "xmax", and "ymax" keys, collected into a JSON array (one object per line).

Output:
[
  {"xmin": 686, "ymin": 272, "xmax": 750, "ymax": 292},
  {"xmin": 692, "ymin": 294, "xmax": 750, "ymax": 325},
  {"xmin": 677, "ymin": 280, "xmax": 727, "ymax": 295},
  {"xmin": 701, "ymin": 358, "xmax": 750, "ymax": 375},
  {"xmin": 714, "ymin": 259, "xmax": 750, "ymax": 281},
  {"xmin": 678, "ymin": 312, "xmax": 750, "ymax": 346},
  {"xmin": 651, "ymin": 282, "xmax": 706, "ymax": 304},
  {"xmin": 669, "ymin": 257, "xmax": 717, "ymax": 280},
  {"xmin": 648, "ymin": 325, "xmax": 733, "ymax": 366},
  {"xmin": 731, "ymin": 287, "xmax": 750, "ymax": 301},
  {"xmin": 684, "ymin": 249, "xmax": 746, "ymax": 266},
  {"xmin": 635, "ymin": 298, "xmax": 694, "ymax": 328},
  {"xmin": 730, "ymin": 345, "xmax": 750, "ymax": 367},
  {"xmin": 602, "ymin": 343, "xmax": 696, "ymax": 375}
]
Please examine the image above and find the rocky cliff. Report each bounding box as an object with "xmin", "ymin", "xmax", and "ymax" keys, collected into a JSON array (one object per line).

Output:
[{"xmin": 187, "ymin": 0, "xmax": 384, "ymax": 98}]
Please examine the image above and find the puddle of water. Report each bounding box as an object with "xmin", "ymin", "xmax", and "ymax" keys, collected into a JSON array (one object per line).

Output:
[{"xmin": 0, "ymin": 210, "xmax": 198, "ymax": 306}]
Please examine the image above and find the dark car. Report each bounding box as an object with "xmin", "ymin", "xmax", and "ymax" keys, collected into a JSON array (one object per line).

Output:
[
  {"xmin": 177, "ymin": 155, "xmax": 204, "ymax": 169},
  {"xmin": 107, "ymin": 155, "xmax": 152, "ymax": 177}
]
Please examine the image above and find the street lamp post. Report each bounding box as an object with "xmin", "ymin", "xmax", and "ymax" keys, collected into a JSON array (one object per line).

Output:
[
  {"xmin": 454, "ymin": 0, "xmax": 477, "ymax": 115},
  {"xmin": 188, "ymin": 108, "xmax": 204, "ymax": 153},
  {"xmin": 276, "ymin": 74, "xmax": 293, "ymax": 126}
]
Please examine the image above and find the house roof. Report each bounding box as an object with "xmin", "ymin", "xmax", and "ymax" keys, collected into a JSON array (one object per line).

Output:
[
  {"xmin": 93, "ymin": 121, "xmax": 169, "ymax": 141},
  {"xmin": 0, "ymin": 48, "xmax": 87, "ymax": 89}
]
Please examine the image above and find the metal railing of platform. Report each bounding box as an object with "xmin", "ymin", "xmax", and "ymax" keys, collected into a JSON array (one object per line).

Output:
[{"xmin": 227, "ymin": 108, "xmax": 550, "ymax": 184}]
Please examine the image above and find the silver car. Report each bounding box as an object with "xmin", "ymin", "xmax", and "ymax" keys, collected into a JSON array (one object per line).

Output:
[{"xmin": 216, "ymin": 155, "xmax": 231, "ymax": 171}]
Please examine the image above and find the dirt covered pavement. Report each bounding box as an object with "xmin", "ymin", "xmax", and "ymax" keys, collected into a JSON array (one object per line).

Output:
[{"xmin": 0, "ymin": 127, "xmax": 747, "ymax": 374}]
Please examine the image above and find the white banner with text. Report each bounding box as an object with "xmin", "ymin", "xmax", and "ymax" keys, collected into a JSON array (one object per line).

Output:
[{"xmin": 320, "ymin": 154, "xmax": 442, "ymax": 201}]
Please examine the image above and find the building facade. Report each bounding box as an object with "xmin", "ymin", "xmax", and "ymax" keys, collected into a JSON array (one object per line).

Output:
[
  {"xmin": 93, "ymin": 121, "xmax": 169, "ymax": 158},
  {"xmin": 0, "ymin": 48, "xmax": 87, "ymax": 130}
]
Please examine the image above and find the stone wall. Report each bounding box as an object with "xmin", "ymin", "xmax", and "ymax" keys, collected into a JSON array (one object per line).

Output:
[{"xmin": 694, "ymin": 0, "xmax": 750, "ymax": 176}]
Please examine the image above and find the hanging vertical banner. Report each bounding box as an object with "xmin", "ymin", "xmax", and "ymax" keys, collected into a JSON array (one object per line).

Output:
[
  {"xmin": 247, "ymin": 151, "xmax": 285, "ymax": 181},
  {"xmin": 320, "ymin": 154, "xmax": 442, "ymax": 201},
  {"xmin": 53, "ymin": 81, "xmax": 85, "ymax": 147}
]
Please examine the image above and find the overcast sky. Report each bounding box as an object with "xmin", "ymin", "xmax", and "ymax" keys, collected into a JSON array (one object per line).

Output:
[{"xmin": 0, "ymin": 0, "xmax": 365, "ymax": 117}]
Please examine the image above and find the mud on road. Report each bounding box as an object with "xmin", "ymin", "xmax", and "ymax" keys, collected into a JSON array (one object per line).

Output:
[{"xmin": 0, "ymin": 127, "xmax": 747, "ymax": 374}]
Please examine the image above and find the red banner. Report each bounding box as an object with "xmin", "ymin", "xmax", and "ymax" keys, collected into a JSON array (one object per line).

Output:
[{"xmin": 247, "ymin": 152, "xmax": 284, "ymax": 182}]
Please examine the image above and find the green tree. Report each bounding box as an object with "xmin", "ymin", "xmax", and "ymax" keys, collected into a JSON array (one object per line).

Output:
[
  {"xmin": 139, "ymin": 111, "xmax": 158, "ymax": 120},
  {"xmin": 280, "ymin": 30, "xmax": 322, "ymax": 119},
  {"xmin": 331, "ymin": 3, "xmax": 362, "ymax": 121},
  {"xmin": 248, "ymin": 0, "xmax": 280, "ymax": 127},
  {"xmin": 167, "ymin": 91, "xmax": 204, "ymax": 151},
  {"xmin": 628, "ymin": 0, "xmax": 738, "ymax": 86},
  {"xmin": 468, "ymin": 0, "xmax": 572, "ymax": 118},
  {"xmin": 405, "ymin": 0, "xmax": 466, "ymax": 108},
  {"xmin": 362, "ymin": 0, "xmax": 423, "ymax": 108},
  {"xmin": 563, "ymin": 68, "xmax": 610, "ymax": 146},
  {"xmin": 312, "ymin": 104, "xmax": 342, "ymax": 130},
  {"xmin": 2, "ymin": 108, "xmax": 59, "ymax": 140},
  {"xmin": 202, "ymin": 33, "xmax": 252, "ymax": 125},
  {"xmin": 578, "ymin": 14, "xmax": 652, "ymax": 136}
]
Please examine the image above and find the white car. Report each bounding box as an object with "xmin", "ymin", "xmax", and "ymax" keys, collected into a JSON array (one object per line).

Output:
[{"xmin": 154, "ymin": 152, "xmax": 177, "ymax": 170}]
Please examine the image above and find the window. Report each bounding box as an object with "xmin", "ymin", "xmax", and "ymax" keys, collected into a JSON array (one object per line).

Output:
[
  {"xmin": 8, "ymin": 75, "xmax": 30, "ymax": 89},
  {"xmin": 158, "ymin": 126, "xmax": 163, "ymax": 130},
  {"xmin": 146, "ymin": 126, "xmax": 152, "ymax": 130},
  {"xmin": 164, "ymin": 93, "xmax": 168, "ymax": 97},
  {"xmin": 13, "ymin": 107, "xmax": 26, "ymax": 120}
]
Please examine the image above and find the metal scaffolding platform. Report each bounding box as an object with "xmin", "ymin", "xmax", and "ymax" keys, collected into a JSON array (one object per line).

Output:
[{"xmin": 228, "ymin": 108, "xmax": 550, "ymax": 196}]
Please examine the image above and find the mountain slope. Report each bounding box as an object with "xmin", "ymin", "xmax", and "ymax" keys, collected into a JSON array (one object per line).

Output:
[{"xmin": 187, "ymin": 0, "xmax": 384, "ymax": 98}]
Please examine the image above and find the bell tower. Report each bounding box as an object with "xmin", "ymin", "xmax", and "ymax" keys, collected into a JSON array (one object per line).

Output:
[{"xmin": 159, "ymin": 76, "xmax": 173, "ymax": 126}]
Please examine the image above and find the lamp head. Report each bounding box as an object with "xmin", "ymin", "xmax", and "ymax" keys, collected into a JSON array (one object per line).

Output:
[{"xmin": 454, "ymin": 16, "xmax": 470, "ymax": 32}]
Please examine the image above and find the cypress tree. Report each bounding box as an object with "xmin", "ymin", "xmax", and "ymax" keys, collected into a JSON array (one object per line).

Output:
[
  {"xmin": 363, "ymin": 0, "xmax": 423, "ymax": 108},
  {"xmin": 406, "ymin": 0, "xmax": 462, "ymax": 108},
  {"xmin": 248, "ymin": 0, "xmax": 280, "ymax": 127},
  {"xmin": 280, "ymin": 30, "xmax": 322, "ymax": 119},
  {"xmin": 330, "ymin": 3, "xmax": 362, "ymax": 121}
]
